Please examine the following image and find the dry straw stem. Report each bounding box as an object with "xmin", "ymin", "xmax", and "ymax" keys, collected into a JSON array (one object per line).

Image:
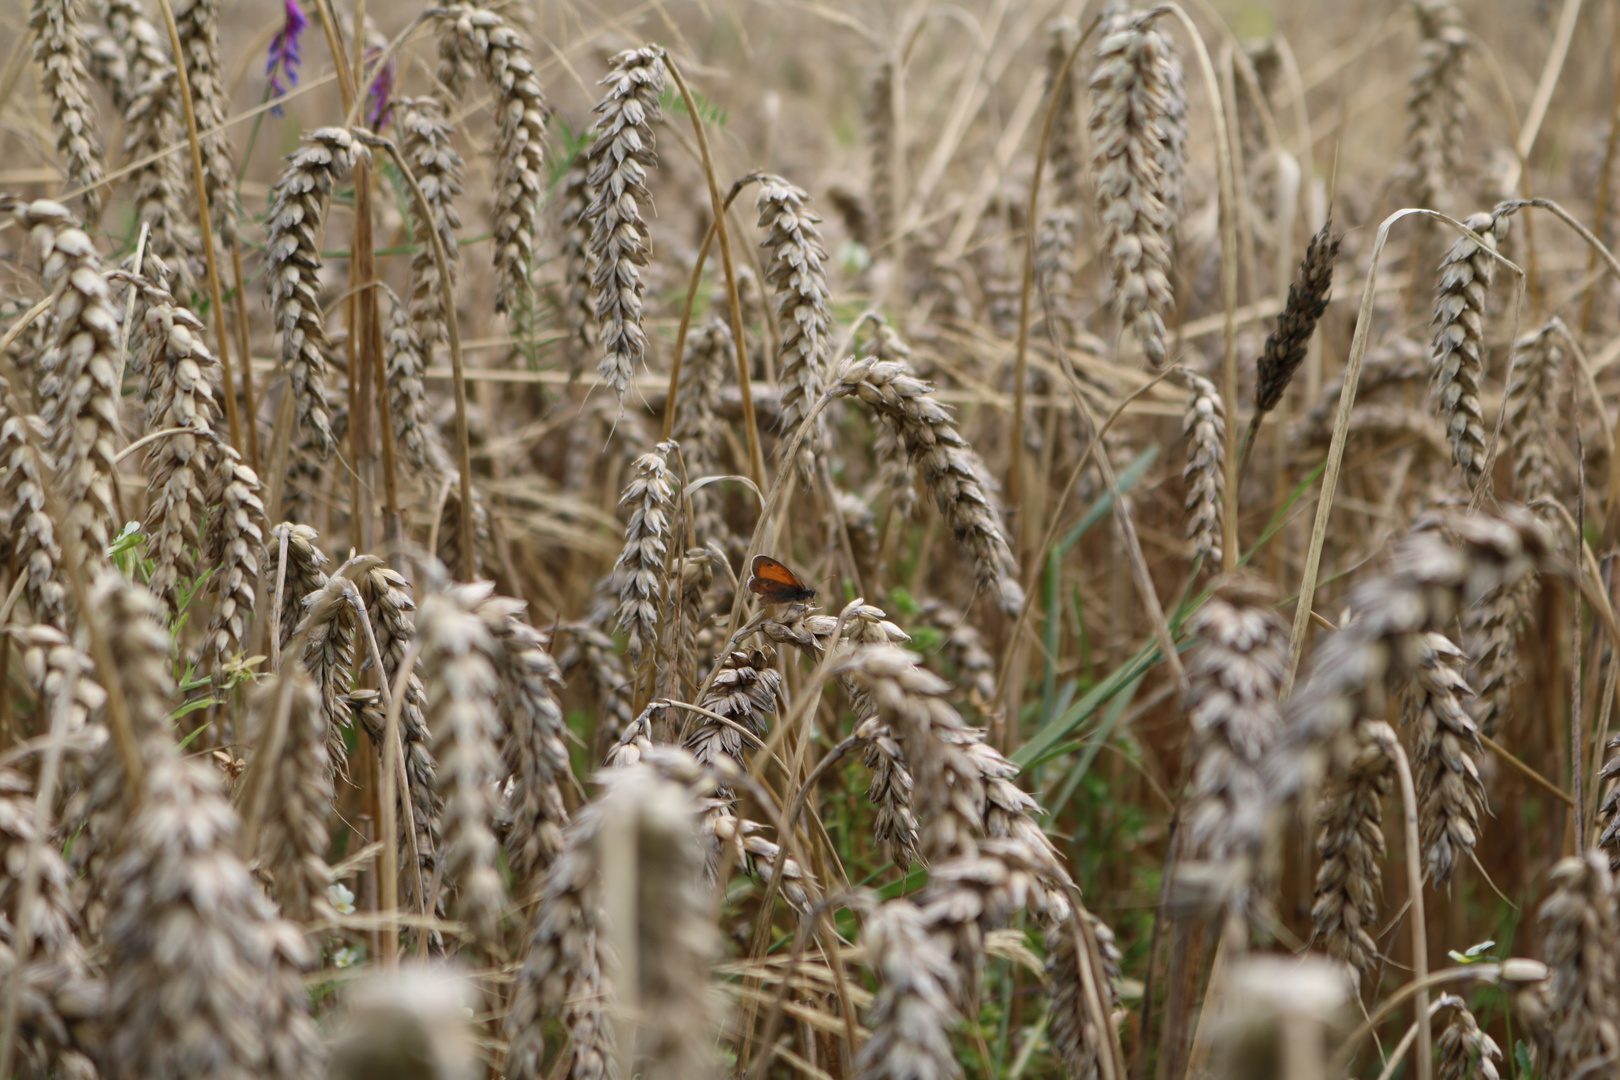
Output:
[
  {"xmin": 614, "ymin": 440, "xmax": 678, "ymax": 671},
  {"xmin": 1311, "ymin": 718, "xmax": 1395, "ymax": 982},
  {"xmin": 757, "ymin": 174, "xmax": 833, "ymax": 467},
  {"xmin": 1181, "ymin": 370, "xmax": 1225, "ymax": 570},
  {"xmin": 418, "ymin": 579, "xmax": 509, "ymax": 950},
  {"xmin": 427, "ymin": 7, "xmax": 543, "ymax": 316},
  {"xmin": 1537, "ymin": 852, "xmax": 1620, "ymax": 1077},
  {"xmin": 835, "ymin": 323, "xmax": 1024, "ymax": 614},
  {"xmin": 265, "ymin": 127, "xmax": 367, "ymax": 458},
  {"xmin": 30, "ymin": 0, "xmax": 104, "ymax": 220},
  {"xmin": 1282, "ymin": 209, "xmax": 1525, "ymax": 691},
  {"xmin": 1400, "ymin": 632, "xmax": 1486, "ymax": 884},
  {"xmin": 584, "ymin": 45, "xmax": 664, "ymax": 405}
]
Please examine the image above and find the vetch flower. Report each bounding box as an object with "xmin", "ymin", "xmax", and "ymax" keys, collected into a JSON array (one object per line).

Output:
[
  {"xmin": 364, "ymin": 48, "xmax": 395, "ymax": 129},
  {"xmin": 266, "ymin": 0, "xmax": 308, "ymax": 115}
]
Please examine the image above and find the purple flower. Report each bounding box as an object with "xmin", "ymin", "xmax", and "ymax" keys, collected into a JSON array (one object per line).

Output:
[
  {"xmin": 364, "ymin": 48, "xmax": 395, "ymax": 130},
  {"xmin": 266, "ymin": 0, "xmax": 307, "ymax": 115}
]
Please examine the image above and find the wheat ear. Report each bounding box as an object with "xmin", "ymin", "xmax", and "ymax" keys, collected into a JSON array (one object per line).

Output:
[
  {"xmin": 1400, "ymin": 631, "xmax": 1486, "ymax": 883},
  {"xmin": 1310, "ymin": 718, "xmax": 1396, "ymax": 982},
  {"xmin": 30, "ymin": 0, "xmax": 105, "ymax": 220},
  {"xmin": 1536, "ymin": 852, "xmax": 1620, "ymax": 1076},
  {"xmin": 1430, "ymin": 211, "xmax": 1508, "ymax": 491}
]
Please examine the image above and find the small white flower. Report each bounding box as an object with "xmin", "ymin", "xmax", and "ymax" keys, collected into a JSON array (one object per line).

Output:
[{"xmin": 328, "ymin": 881, "xmax": 356, "ymax": 915}]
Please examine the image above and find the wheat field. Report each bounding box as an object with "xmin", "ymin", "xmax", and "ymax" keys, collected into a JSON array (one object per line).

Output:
[{"xmin": 1, "ymin": 0, "xmax": 1618, "ymax": 1076}]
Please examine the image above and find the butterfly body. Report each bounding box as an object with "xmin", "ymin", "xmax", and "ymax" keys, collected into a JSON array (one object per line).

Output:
[{"xmin": 748, "ymin": 555, "xmax": 817, "ymax": 605}]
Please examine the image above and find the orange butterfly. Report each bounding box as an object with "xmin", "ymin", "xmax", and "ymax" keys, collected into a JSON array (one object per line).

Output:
[{"xmin": 748, "ymin": 555, "xmax": 817, "ymax": 605}]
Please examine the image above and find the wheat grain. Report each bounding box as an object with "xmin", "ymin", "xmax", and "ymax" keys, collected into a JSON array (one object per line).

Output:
[
  {"xmin": 429, "ymin": 6, "xmax": 544, "ymax": 316},
  {"xmin": 7, "ymin": 199, "xmax": 122, "ymax": 583},
  {"xmin": 172, "ymin": 0, "xmax": 238, "ymax": 244},
  {"xmin": 249, "ymin": 671, "xmax": 335, "ymax": 927},
  {"xmin": 1254, "ymin": 221, "xmax": 1342, "ymax": 414},
  {"xmin": 419, "ymin": 578, "xmax": 509, "ymax": 949},
  {"xmin": 1311, "ymin": 718, "xmax": 1396, "ymax": 982},
  {"xmin": 836, "ymin": 324, "xmax": 1025, "ymax": 613},
  {"xmin": 1400, "ymin": 631, "xmax": 1485, "ymax": 883},
  {"xmin": 1537, "ymin": 852, "xmax": 1620, "ymax": 1077},
  {"xmin": 1430, "ymin": 210, "xmax": 1508, "ymax": 490},
  {"xmin": 1182, "ymin": 371, "xmax": 1225, "ymax": 569},
  {"xmin": 585, "ymin": 46, "xmax": 665, "ymax": 403},
  {"xmin": 203, "ymin": 442, "xmax": 265, "ymax": 678},
  {"xmin": 396, "ymin": 97, "xmax": 463, "ymax": 359},
  {"xmin": 1404, "ymin": 0, "xmax": 1469, "ymax": 218},
  {"xmin": 30, "ymin": 0, "xmax": 105, "ymax": 221},
  {"xmin": 614, "ymin": 440, "xmax": 677, "ymax": 668},
  {"xmin": 757, "ymin": 174, "xmax": 833, "ymax": 464},
  {"xmin": 1436, "ymin": 997, "xmax": 1502, "ymax": 1080},
  {"xmin": 1089, "ymin": 8, "xmax": 1185, "ymax": 366},
  {"xmin": 265, "ymin": 127, "xmax": 367, "ymax": 458}
]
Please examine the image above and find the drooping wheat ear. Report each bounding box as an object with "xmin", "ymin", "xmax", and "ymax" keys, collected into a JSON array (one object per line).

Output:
[
  {"xmin": 0, "ymin": 379, "xmax": 66, "ymax": 629},
  {"xmin": 267, "ymin": 522, "xmax": 330, "ymax": 653},
  {"xmin": 854, "ymin": 897, "xmax": 963, "ymax": 1080},
  {"xmin": 703, "ymin": 796, "xmax": 820, "ymax": 915},
  {"xmin": 91, "ymin": 568, "xmax": 324, "ymax": 1080},
  {"xmin": 596, "ymin": 763, "xmax": 718, "ymax": 1080},
  {"xmin": 507, "ymin": 787, "xmax": 617, "ymax": 1080},
  {"xmin": 836, "ymin": 327, "xmax": 1025, "ymax": 614},
  {"xmin": 1182, "ymin": 371, "xmax": 1225, "ymax": 569},
  {"xmin": 1184, "ymin": 574, "xmax": 1288, "ymax": 876},
  {"xmin": 265, "ymin": 127, "xmax": 367, "ymax": 458},
  {"xmin": 1254, "ymin": 221, "xmax": 1342, "ymax": 414},
  {"xmin": 760, "ymin": 601, "xmax": 922, "ymax": 867},
  {"xmin": 354, "ymin": 564, "xmax": 444, "ymax": 909},
  {"xmin": 1265, "ymin": 508, "xmax": 1551, "ymax": 805},
  {"xmin": 397, "ymin": 97, "xmax": 464, "ymax": 357},
  {"xmin": 1045, "ymin": 912, "xmax": 1125, "ymax": 1080},
  {"xmin": 686, "ymin": 645, "xmax": 782, "ymax": 778},
  {"xmin": 1400, "ymin": 631, "xmax": 1486, "ymax": 884},
  {"xmin": 7, "ymin": 199, "xmax": 121, "ymax": 581},
  {"xmin": 1310, "ymin": 718, "xmax": 1396, "ymax": 983},
  {"xmin": 134, "ymin": 281, "xmax": 221, "ymax": 614},
  {"xmin": 419, "ymin": 578, "xmax": 509, "ymax": 949},
  {"xmin": 585, "ymin": 46, "xmax": 665, "ymax": 403},
  {"xmin": 30, "ymin": 0, "xmax": 105, "ymax": 220},
  {"xmin": 1089, "ymin": 7, "xmax": 1186, "ymax": 367},
  {"xmin": 0, "ymin": 766, "xmax": 103, "ymax": 1078},
  {"xmin": 249, "ymin": 671, "xmax": 335, "ymax": 927},
  {"xmin": 172, "ymin": 0, "xmax": 238, "ymax": 244},
  {"xmin": 1436, "ymin": 997, "xmax": 1503, "ymax": 1080},
  {"xmin": 836, "ymin": 645, "xmax": 1075, "ymax": 990},
  {"xmin": 478, "ymin": 594, "xmax": 572, "ymax": 899},
  {"xmin": 1537, "ymin": 853, "xmax": 1620, "ymax": 1077},
  {"xmin": 429, "ymin": 7, "xmax": 544, "ymax": 316},
  {"xmin": 674, "ymin": 318, "xmax": 732, "ymax": 547},
  {"xmin": 204, "ymin": 443, "xmax": 265, "ymax": 677},
  {"xmin": 557, "ymin": 148, "xmax": 598, "ymax": 383},
  {"xmin": 1505, "ymin": 320, "xmax": 1567, "ymax": 506},
  {"xmin": 383, "ymin": 285, "xmax": 454, "ymax": 485},
  {"xmin": 1404, "ymin": 0, "xmax": 1469, "ymax": 217},
  {"xmin": 865, "ymin": 56, "xmax": 897, "ymax": 246},
  {"xmin": 292, "ymin": 574, "xmax": 359, "ymax": 781},
  {"xmin": 1430, "ymin": 210, "xmax": 1509, "ymax": 490},
  {"xmin": 614, "ymin": 440, "xmax": 678, "ymax": 668},
  {"xmin": 757, "ymin": 174, "xmax": 833, "ymax": 464}
]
